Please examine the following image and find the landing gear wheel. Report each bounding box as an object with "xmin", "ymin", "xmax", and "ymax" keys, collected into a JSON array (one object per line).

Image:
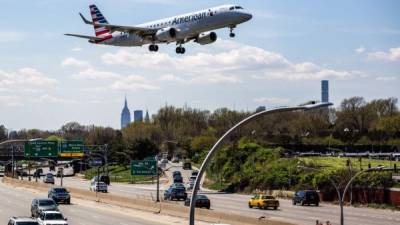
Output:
[
  {"xmin": 176, "ymin": 46, "xmax": 186, "ymax": 54},
  {"xmin": 229, "ymin": 33, "xmax": 235, "ymax": 38},
  {"xmin": 149, "ymin": 44, "xmax": 159, "ymax": 52}
]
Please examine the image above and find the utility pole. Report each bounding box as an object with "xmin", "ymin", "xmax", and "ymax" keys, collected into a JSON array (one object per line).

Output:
[
  {"xmin": 11, "ymin": 146, "xmax": 14, "ymax": 178},
  {"xmin": 156, "ymin": 165, "xmax": 160, "ymax": 202}
]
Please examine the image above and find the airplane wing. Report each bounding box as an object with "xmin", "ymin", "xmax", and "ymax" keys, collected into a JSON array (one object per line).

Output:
[
  {"xmin": 64, "ymin": 33, "xmax": 103, "ymax": 41},
  {"xmin": 79, "ymin": 13, "xmax": 157, "ymax": 35}
]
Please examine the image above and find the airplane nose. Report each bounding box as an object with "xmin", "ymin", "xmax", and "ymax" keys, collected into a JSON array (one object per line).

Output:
[{"xmin": 243, "ymin": 13, "xmax": 253, "ymax": 21}]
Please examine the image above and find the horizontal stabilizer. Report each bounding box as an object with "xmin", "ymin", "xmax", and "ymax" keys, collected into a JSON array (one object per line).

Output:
[{"xmin": 64, "ymin": 33, "xmax": 102, "ymax": 41}]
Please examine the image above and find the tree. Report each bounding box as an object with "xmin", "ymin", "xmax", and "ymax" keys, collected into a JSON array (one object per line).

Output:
[
  {"xmin": 125, "ymin": 138, "xmax": 160, "ymax": 160},
  {"xmin": 0, "ymin": 125, "xmax": 7, "ymax": 141}
]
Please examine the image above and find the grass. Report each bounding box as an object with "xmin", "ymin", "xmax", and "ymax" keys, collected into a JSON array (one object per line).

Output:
[
  {"xmin": 299, "ymin": 157, "xmax": 396, "ymax": 171},
  {"xmin": 82, "ymin": 165, "xmax": 155, "ymax": 183}
]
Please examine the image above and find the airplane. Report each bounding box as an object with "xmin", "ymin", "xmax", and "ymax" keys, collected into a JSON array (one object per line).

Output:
[{"xmin": 65, "ymin": 4, "xmax": 252, "ymax": 54}]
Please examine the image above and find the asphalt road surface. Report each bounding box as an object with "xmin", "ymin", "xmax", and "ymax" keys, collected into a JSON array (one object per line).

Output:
[
  {"xmin": 24, "ymin": 162, "xmax": 400, "ymax": 225},
  {"xmin": 0, "ymin": 181, "xmax": 208, "ymax": 225}
]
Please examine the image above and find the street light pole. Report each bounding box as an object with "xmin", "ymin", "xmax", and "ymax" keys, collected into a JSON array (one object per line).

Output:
[{"xmin": 189, "ymin": 102, "xmax": 333, "ymax": 225}]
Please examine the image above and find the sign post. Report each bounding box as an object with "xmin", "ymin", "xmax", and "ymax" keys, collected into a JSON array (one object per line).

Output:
[{"xmin": 131, "ymin": 160, "xmax": 158, "ymax": 201}]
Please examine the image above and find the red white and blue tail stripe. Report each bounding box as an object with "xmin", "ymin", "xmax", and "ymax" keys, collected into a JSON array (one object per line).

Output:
[{"xmin": 90, "ymin": 5, "xmax": 111, "ymax": 37}]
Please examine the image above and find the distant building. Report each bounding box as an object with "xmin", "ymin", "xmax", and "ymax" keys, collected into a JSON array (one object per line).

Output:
[
  {"xmin": 134, "ymin": 110, "xmax": 143, "ymax": 122},
  {"xmin": 321, "ymin": 80, "xmax": 329, "ymax": 102},
  {"xmin": 145, "ymin": 110, "xmax": 150, "ymax": 123},
  {"xmin": 120, "ymin": 97, "xmax": 131, "ymax": 129}
]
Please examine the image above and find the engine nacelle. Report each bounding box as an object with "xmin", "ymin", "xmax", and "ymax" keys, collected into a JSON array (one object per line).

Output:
[
  {"xmin": 155, "ymin": 27, "xmax": 177, "ymax": 42},
  {"xmin": 196, "ymin": 32, "xmax": 217, "ymax": 45}
]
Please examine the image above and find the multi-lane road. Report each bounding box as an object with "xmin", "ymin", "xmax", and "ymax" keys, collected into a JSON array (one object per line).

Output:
[
  {"xmin": 0, "ymin": 180, "xmax": 210, "ymax": 225},
  {"xmin": 13, "ymin": 162, "xmax": 400, "ymax": 225}
]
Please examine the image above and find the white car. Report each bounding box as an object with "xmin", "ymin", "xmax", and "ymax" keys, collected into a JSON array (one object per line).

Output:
[
  {"xmin": 37, "ymin": 211, "xmax": 68, "ymax": 225},
  {"xmin": 90, "ymin": 180, "xmax": 108, "ymax": 193},
  {"xmin": 187, "ymin": 180, "xmax": 195, "ymax": 190},
  {"xmin": 8, "ymin": 217, "xmax": 39, "ymax": 225}
]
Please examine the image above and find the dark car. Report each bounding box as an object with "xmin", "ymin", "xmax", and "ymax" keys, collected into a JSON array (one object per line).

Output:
[
  {"xmin": 93, "ymin": 174, "xmax": 111, "ymax": 185},
  {"xmin": 48, "ymin": 187, "xmax": 71, "ymax": 204},
  {"xmin": 184, "ymin": 195, "xmax": 210, "ymax": 209},
  {"xmin": 31, "ymin": 198, "xmax": 58, "ymax": 218},
  {"xmin": 172, "ymin": 171, "xmax": 182, "ymax": 178},
  {"xmin": 173, "ymin": 175, "xmax": 183, "ymax": 183},
  {"xmin": 164, "ymin": 186, "xmax": 187, "ymax": 201},
  {"xmin": 292, "ymin": 190, "xmax": 320, "ymax": 206},
  {"xmin": 183, "ymin": 162, "xmax": 192, "ymax": 170}
]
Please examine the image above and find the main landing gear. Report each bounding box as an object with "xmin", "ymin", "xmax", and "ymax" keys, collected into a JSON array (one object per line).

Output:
[
  {"xmin": 229, "ymin": 27, "xmax": 236, "ymax": 38},
  {"xmin": 176, "ymin": 46, "xmax": 186, "ymax": 54},
  {"xmin": 149, "ymin": 44, "xmax": 159, "ymax": 52}
]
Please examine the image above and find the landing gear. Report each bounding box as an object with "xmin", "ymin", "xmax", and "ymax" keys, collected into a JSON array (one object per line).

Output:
[
  {"xmin": 229, "ymin": 27, "xmax": 236, "ymax": 38},
  {"xmin": 149, "ymin": 44, "xmax": 159, "ymax": 52},
  {"xmin": 176, "ymin": 46, "xmax": 186, "ymax": 54}
]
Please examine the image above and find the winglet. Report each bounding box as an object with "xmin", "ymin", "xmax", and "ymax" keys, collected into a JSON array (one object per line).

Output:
[{"xmin": 79, "ymin": 13, "xmax": 93, "ymax": 25}]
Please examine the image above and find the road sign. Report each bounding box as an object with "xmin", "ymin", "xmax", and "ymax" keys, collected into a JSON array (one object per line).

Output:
[
  {"xmin": 60, "ymin": 140, "xmax": 84, "ymax": 157},
  {"xmin": 131, "ymin": 160, "xmax": 157, "ymax": 176},
  {"xmin": 24, "ymin": 140, "xmax": 58, "ymax": 158}
]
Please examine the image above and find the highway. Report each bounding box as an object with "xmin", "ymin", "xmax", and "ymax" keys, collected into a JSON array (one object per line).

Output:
[
  {"xmin": 46, "ymin": 161, "xmax": 400, "ymax": 225},
  {"xmin": 0, "ymin": 180, "xmax": 208, "ymax": 225}
]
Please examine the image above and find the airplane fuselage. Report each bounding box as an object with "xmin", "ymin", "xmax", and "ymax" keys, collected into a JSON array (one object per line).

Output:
[{"xmin": 101, "ymin": 5, "xmax": 252, "ymax": 46}]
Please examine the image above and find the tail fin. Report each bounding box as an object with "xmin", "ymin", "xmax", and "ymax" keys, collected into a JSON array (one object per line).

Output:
[{"xmin": 89, "ymin": 5, "xmax": 111, "ymax": 37}]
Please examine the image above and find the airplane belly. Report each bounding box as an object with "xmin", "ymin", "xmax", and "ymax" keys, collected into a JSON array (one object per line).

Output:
[{"xmin": 111, "ymin": 33, "xmax": 144, "ymax": 46}]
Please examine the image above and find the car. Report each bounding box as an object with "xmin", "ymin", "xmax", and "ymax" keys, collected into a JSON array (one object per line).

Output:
[
  {"xmin": 173, "ymin": 174, "xmax": 183, "ymax": 183},
  {"xmin": 170, "ymin": 182, "xmax": 186, "ymax": 189},
  {"xmin": 48, "ymin": 187, "xmax": 71, "ymax": 204},
  {"xmin": 8, "ymin": 217, "xmax": 39, "ymax": 225},
  {"xmin": 189, "ymin": 175, "xmax": 197, "ymax": 182},
  {"xmin": 184, "ymin": 195, "xmax": 211, "ymax": 209},
  {"xmin": 191, "ymin": 170, "xmax": 199, "ymax": 177},
  {"xmin": 31, "ymin": 198, "xmax": 59, "ymax": 218},
  {"xmin": 43, "ymin": 173, "xmax": 55, "ymax": 184},
  {"xmin": 183, "ymin": 162, "xmax": 192, "ymax": 170},
  {"xmin": 248, "ymin": 194, "xmax": 279, "ymax": 210},
  {"xmin": 90, "ymin": 178, "xmax": 108, "ymax": 193},
  {"xmin": 37, "ymin": 211, "xmax": 68, "ymax": 225},
  {"xmin": 187, "ymin": 180, "xmax": 195, "ymax": 190},
  {"xmin": 92, "ymin": 174, "xmax": 111, "ymax": 185},
  {"xmin": 164, "ymin": 186, "xmax": 187, "ymax": 201},
  {"xmin": 172, "ymin": 171, "xmax": 182, "ymax": 178},
  {"xmin": 292, "ymin": 190, "xmax": 320, "ymax": 206}
]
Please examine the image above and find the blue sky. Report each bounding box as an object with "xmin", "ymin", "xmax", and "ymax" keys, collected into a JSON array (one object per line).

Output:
[{"xmin": 0, "ymin": 0, "xmax": 399, "ymax": 130}]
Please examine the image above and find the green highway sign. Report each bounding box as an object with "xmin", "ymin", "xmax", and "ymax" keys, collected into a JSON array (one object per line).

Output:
[
  {"xmin": 60, "ymin": 140, "xmax": 84, "ymax": 157},
  {"xmin": 24, "ymin": 140, "xmax": 58, "ymax": 158},
  {"xmin": 131, "ymin": 160, "xmax": 157, "ymax": 176}
]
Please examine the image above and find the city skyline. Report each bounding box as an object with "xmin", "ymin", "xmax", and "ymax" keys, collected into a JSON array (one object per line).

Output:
[{"xmin": 1, "ymin": 0, "xmax": 399, "ymax": 130}]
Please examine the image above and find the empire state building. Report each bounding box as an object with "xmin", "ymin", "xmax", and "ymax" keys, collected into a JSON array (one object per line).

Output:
[{"xmin": 120, "ymin": 97, "xmax": 131, "ymax": 129}]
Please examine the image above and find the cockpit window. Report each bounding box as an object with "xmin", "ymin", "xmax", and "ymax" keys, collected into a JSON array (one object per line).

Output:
[
  {"xmin": 235, "ymin": 6, "xmax": 243, "ymax": 10},
  {"xmin": 229, "ymin": 7, "xmax": 234, "ymax": 10}
]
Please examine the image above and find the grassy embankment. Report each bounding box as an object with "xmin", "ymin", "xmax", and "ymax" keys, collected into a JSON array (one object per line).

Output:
[{"xmin": 83, "ymin": 165, "xmax": 155, "ymax": 183}]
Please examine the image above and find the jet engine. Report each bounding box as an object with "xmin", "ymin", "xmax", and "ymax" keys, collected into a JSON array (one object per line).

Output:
[
  {"xmin": 155, "ymin": 27, "xmax": 177, "ymax": 42},
  {"xmin": 196, "ymin": 32, "xmax": 217, "ymax": 45}
]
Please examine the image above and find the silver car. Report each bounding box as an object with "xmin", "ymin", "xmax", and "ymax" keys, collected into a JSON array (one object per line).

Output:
[
  {"xmin": 43, "ymin": 173, "xmax": 54, "ymax": 184},
  {"xmin": 31, "ymin": 198, "xmax": 59, "ymax": 218}
]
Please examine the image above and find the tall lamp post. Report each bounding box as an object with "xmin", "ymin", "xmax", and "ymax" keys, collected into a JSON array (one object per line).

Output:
[
  {"xmin": 189, "ymin": 102, "xmax": 333, "ymax": 225},
  {"xmin": 298, "ymin": 165, "xmax": 386, "ymax": 225}
]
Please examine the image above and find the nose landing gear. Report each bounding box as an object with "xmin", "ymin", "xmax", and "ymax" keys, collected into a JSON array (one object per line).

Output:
[
  {"xmin": 229, "ymin": 27, "xmax": 236, "ymax": 38},
  {"xmin": 176, "ymin": 45, "xmax": 186, "ymax": 54}
]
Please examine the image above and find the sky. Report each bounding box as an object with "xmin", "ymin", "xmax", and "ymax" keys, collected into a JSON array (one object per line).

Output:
[{"xmin": 0, "ymin": 0, "xmax": 399, "ymax": 131}]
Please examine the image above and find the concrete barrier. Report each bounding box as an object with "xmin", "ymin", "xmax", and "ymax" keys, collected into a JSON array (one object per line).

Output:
[{"xmin": 2, "ymin": 177, "xmax": 293, "ymax": 225}]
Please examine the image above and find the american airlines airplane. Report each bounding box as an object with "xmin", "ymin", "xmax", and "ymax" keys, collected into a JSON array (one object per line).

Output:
[{"xmin": 65, "ymin": 4, "xmax": 252, "ymax": 54}]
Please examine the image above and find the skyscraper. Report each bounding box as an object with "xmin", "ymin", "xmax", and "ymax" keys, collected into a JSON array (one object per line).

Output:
[
  {"xmin": 321, "ymin": 80, "xmax": 329, "ymax": 103},
  {"xmin": 145, "ymin": 110, "xmax": 150, "ymax": 123},
  {"xmin": 134, "ymin": 110, "xmax": 143, "ymax": 122},
  {"xmin": 120, "ymin": 97, "xmax": 131, "ymax": 129}
]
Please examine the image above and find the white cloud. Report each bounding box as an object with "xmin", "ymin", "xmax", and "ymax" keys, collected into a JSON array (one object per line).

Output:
[
  {"xmin": 0, "ymin": 31, "xmax": 25, "ymax": 43},
  {"xmin": 32, "ymin": 94, "xmax": 78, "ymax": 104},
  {"xmin": 61, "ymin": 57, "xmax": 91, "ymax": 68},
  {"xmin": 109, "ymin": 75, "xmax": 160, "ymax": 91},
  {"xmin": 71, "ymin": 47, "xmax": 83, "ymax": 52},
  {"xmin": 254, "ymin": 97, "xmax": 290, "ymax": 105},
  {"xmin": 158, "ymin": 74, "xmax": 185, "ymax": 82},
  {"xmin": 0, "ymin": 67, "xmax": 59, "ymax": 92},
  {"xmin": 368, "ymin": 47, "xmax": 400, "ymax": 62},
  {"xmin": 101, "ymin": 40, "xmax": 364, "ymax": 82},
  {"xmin": 355, "ymin": 46, "xmax": 365, "ymax": 54},
  {"xmin": 71, "ymin": 68, "xmax": 121, "ymax": 80},
  {"xmin": 0, "ymin": 95, "xmax": 23, "ymax": 107},
  {"xmin": 375, "ymin": 76, "xmax": 398, "ymax": 81}
]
